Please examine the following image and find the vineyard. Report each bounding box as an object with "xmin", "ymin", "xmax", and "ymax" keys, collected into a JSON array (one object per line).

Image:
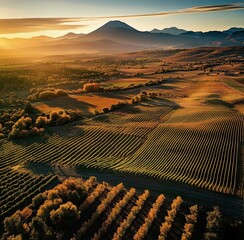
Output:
[
  {"xmin": 0, "ymin": 167, "xmax": 59, "ymax": 228},
  {"xmin": 0, "ymin": 45, "xmax": 243, "ymax": 240},
  {"xmin": 2, "ymin": 177, "xmax": 232, "ymax": 240},
  {"xmin": 0, "ymin": 105, "xmax": 172, "ymax": 168},
  {"xmin": 0, "ymin": 102, "xmax": 243, "ymax": 196},
  {"xmin": 116, "ymin": 106, "xmax": 244, "ymax": 196}
]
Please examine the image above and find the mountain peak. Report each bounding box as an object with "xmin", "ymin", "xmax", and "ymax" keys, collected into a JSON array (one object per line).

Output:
[
  {"xmin": 100, "ymin": 20, "xmax": 136, "ymax": 30},
  {"xmin": 89, "ymin": 20, "xmax": 138, "ymax": 37}
]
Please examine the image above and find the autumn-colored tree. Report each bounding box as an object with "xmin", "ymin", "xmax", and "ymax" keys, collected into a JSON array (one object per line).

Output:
[
  {"xmin": 49, "ymin": 112, "xmax": 59, "ymax": 123},
  {"xmin": 204, "ymin": 207, "xmax": 222, "ymax": 240},
  {"xmin": 50, "ymin": 201, "xmax": 79, "ymax": 229},
  {"xmin": 37, "ymin": 198, "xmax": 63, "ymax": 222},
  {"xmin": 35, "ymin": 116, "xmax": 49, "ymax": 128},
  {"xmin": 83, "ymin": 83, "xmax": 99, "ymax": 92},
  {"xmin": 32, "ymin": 192, "xmax": 47, "ymax": 209},
  {"xmin": 29, "ymin": 216, "xmax": 53, "ymax": 240},
  {"xmin": 6, "ymin": 234, "xmax": 23, "ymax": 240},
  {"xmin": 4, "ymin": 208, "xmax": 32, "ymax": 237},
  {"xmin": 24, "ymin": 102, "xmax": 34, "ymax": 114}
]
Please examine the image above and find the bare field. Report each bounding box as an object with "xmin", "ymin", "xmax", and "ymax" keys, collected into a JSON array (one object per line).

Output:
[{"xmin": 34, "ymin": 92, "xmax": 133, "ymax": 115}]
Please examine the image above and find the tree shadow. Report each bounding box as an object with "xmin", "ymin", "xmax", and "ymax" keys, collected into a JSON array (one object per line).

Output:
[
  {"xmin": 24, "ymin": 162, "xmax": 55, "ymax": 175},
  {"xmin": 98, "ymin": 92, "xmax": 131, "ymax": 101},
  {"xmin": 207, "ymin": 94, "xmax": 220, "ymax": 98},
  {"xmin": 153, "ymin": 98, "xmax": 180, "ymax": 108},
  {"xmin": 40, "ymin": 95, "xmax": 96, "ymax": 115},
  {"xmin": 131, "ymin": 98, "xmax": 180, "ymax": 109},
  {"xmin": 205, "ymin": 99, "xmax": 234, "ymax": 108},
  {"xmin": 11, "ymin": 134, "xmax": 49, "ymax": 147},
  {"xmin": 162, "ymin": 77, "xmax": 183, "ymax": 85},
  {"xmin": 152, "ymin": 84, "xmax": 176, "ymax": 90}
]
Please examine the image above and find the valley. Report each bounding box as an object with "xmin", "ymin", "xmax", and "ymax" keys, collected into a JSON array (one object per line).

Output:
[{"xmin": 0, "ymin": 46, "xmax": 243, "ymax": 239}]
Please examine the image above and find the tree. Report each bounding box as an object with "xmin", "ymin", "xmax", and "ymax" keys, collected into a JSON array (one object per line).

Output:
[
  {"xmin": 35, "ymin": 116, "xmax": 49, "ymax": 128},
  {"xmin": 4, "ymin": 208, "xmax": 32, "ymax": 237},
  {"xmin": 50, "ymin": 201, "xmax": 79, "ymax": 229},
  {"xmin": 32, "ymin": 193, "xmax": 47, "ymax": 209},
  {"xmin": 83, "ymin": 83, "xmax": 99, "ymax": 92},
  {"xmin": 37, "ymin": 198, "xmax": 63, "ymax": 221},
  {"xmin": 6, "ymin": 235, "xmax": 23, "ymax": 240},
  {"xmin": 49, "ymin": 111, "xmax": 59, "ymax": 123},
  {"xmin": 29, "ymin": 217, "xmax": 53, "ymax": 240},
  {"xmin": 204, "ymin": 207, "xmax": 222, "ymax": 240},
  {"xmin": 24, "ymin": 102, "xmax": 34, "ymax": 114}
]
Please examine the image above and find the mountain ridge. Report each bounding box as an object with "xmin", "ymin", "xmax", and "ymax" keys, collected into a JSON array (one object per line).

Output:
[
  {"xmin": 151, "ymin": 27, "xmax": 187, "ymax": 35},
  {"xmin": 0, "ymin": 20, "xmax": 243, "ymax": 55}
]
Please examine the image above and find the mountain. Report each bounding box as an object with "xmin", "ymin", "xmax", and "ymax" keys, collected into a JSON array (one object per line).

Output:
[
  {"xmin": 88, "ymin": 20, "xmax": 139, "ymax": 42},
  {"xmin": 31, "ymin": 35, "xmax": 54, "ymax": 41},
  {"xmin": 58, "ymin": 32, "xmax": 84, "ymax": 40},
  {"xmin": 0, "ymin": 21, "xmax": 243, "ymax": 56},
  {"xmin": 151, "ymin": 27, "xmax": 187, "ymax": 35},
  {"xmin": 92, "ymin": 20, "xmax": 137, "ymax": 32},
  {"xmin": 180, "ymin": 31, "xmax": 202, "ymax": 37},
  {"xmin": 223, "ymin": 27, "xmax": 244, "ymax": 35},
  {"xmin": 229, "ymin": 31, "xmax": 244, "ymax": 42},
  {"xmin": 87, "ymin": 21, "xmax": 197, "ymax": 48}
]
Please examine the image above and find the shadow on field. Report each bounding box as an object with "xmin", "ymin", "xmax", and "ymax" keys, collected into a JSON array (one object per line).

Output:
[
  {"xmin": 207, "ymin": 94, "xmax": 221, "ymax": 98},
  {"xmin": 151, "ymin": 84, "xmax": 176, "ymax": 90},
  {"xmin": 162, "ymin": 77, "xmax": 183, "ymax": 85},
  {"xmin": 26, "ymin": 162, "xmax": 56, "ymax": 175},
  {"xmin": 98, "ymin": 92, "xmax": 131, "ymax": 101},
  {"xmin": 42, "ymin": 95, "xmax": 96, "ymax": 115},
  {"xmin": 22, "ymin": 162, "xmax": 243, "ymax": 219},
  {"xmin": 157, "ymin": 98, "xmax": 180, "ymax": 108},
  {"xmin": 205, "ymin": 99, "xmax": 234, "ymax": 108},
  {"xmin": 139, "ymin": 98, "xmax": 180, "ymax": 108},
  {"xmin": 11, "ymin": 134, "xmax": 49, "ymax": 147}
]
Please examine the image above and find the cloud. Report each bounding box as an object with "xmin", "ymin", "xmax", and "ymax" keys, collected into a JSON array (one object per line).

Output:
[
  {"xmin": 0, "ymin": 3, "xmax": 243, "ymax": 34},
  {"xmin": 0, "ymin": 18, "xmax": 86, "ymax": 34},
  {"xmin": 91, "ymin": 3, "xmax": 244, "ymax": 19}
]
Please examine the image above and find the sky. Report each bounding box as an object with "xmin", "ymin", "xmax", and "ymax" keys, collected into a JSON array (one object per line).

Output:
[{"xmin": 0, "ymin": 0, "xmax": 244, "ymax": 38}]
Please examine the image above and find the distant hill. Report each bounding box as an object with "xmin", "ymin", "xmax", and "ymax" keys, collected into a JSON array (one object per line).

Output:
[
  {"xmin": 229, "ymin": 31, "xmax": 244, "ymax": 42},
  {"xmin": 58, "ymin": 32, "xmax": 84, "ymax": 39},
  {"xmin": 151, "ymin": 27, "xmax": 187, "ymax": 35},
  {"xmin": 0, "ymin": 20, "xmax": 243, "ymax": 55},
  {"xmin": 223, "ymin": 27, "xmax": 244, "ymax": 35}
]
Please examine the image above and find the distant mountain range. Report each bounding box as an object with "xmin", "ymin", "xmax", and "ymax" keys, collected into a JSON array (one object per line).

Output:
[
  {"xmin": 0, "ymin": 21, "xmax": 243, "ymax": 56},
  {"xmin": 151, "ymin": 27, "xmax": 187, "ymax": 35}
]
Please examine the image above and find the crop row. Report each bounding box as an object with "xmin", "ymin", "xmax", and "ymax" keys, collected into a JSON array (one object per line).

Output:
[
  {"xmin": 115, "ymin": 107, "xmax": 243, "ymax": 195},
  {"xmin": 0, "ymin": 168, "xmax": 59, "ymax": 223}
]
